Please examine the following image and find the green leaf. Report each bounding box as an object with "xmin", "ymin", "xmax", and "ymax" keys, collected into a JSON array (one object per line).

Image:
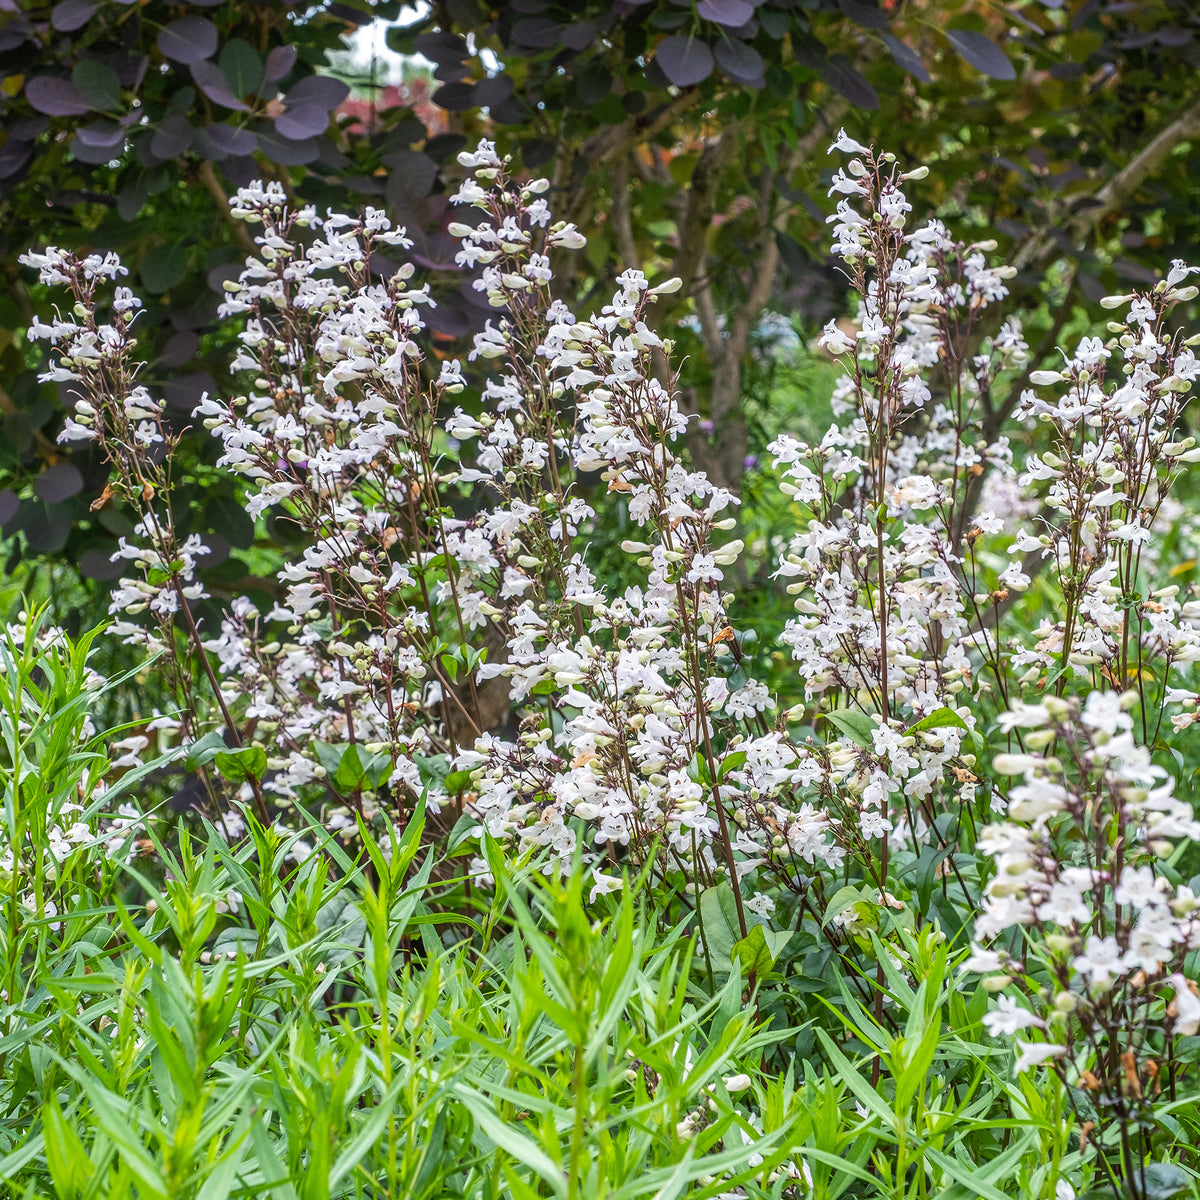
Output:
[
  {"xmin": 717, "ymin": 750, "xmax": 746, "ymax": 782},
  {"xmin": 214, "ymin": 745, "xmax": 267, "ymax": 783},
  {"xmin": 72, "ymin": 60, "xmax": 122, "ymax": 110},
  {"xmin": 699, "ymin": 882, "xmax": 743, "ymax": 961},
  {"xmin": 313, "ymin": 741, "xmax": 347, "ymax": 777},
  {"xmin": 333, "ymin": 744, "xmax": 363, "ymax": 793},
  {"xmin": 444, "ymin": 769, "xmax": 473, "ymax": 795},
  {"xmin": 732, "ymin": 924, "xmax": 775, "ymax": 976},
  {"xmin": 905, "ymin": 707, "xmax": 967, "ymax": 734},
  {"xmin": 185, "ymin": 730, "xmax": 228, "ymax": 771},
  {"xmin": 1142, "ymin": 1163, "xmax": 1191, "ymax": 1200},
  {"xmin": 823, "ymin": 885, "xmax": 866, "ymax": 925},
  {"xmin": 219, "ymin": 38, "xmax": 264, "ymax": 98},
  {"xmin": 819, "ymin": 708, "xmax": 875, "ymax": 747}
]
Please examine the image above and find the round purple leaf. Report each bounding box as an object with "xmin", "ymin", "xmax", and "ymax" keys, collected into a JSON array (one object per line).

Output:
[
  {"xmin": 264, "ymin": 44, "xmax": 297, "ymax": 83},
  {"xmin": 559, "ymin": 22, "xmax": 598, "ymax": 50},
  {"xmin": 202, "ymin": 123, "xmax": 257, "ymax": 157},
  {"xmin": 432, "ymin": 81, "xmax": 477, "ymax": 111},
  {"xmin": 191, "ymin": 61, "xmax": 251, "ymax": 112},
  {"xmin": 713, "ymin": 38, "xmax": 764, "ymax": 84},
  {"xmin": 255, "ymin": 129, "xmax": 319, "ymax": 166},
  {"xmin": 512, "ymin": 17, "xmax": 564, "ymax": 47},
  {"xmin": 157, "ymin": 17, "xmax": 218, "ymax": 65},
  {"xmin": 698, "ymin": 0, "xmax": 754, "ymax": 26},
  {"xmin": 881, "ymin": 33, "xmax": 930, "ymax": 82},
  {"xmin": 51, "ymin": 0, "xmax": 98, "ymax": 32},
  {"xmin": 0, "ymin": 143, "xmax": 32, "ymax": 180},
  {"xmin": 34, "ymin": 462, "xmax": 84, "ymax": 504},
  {"xmin": 79, "ymin": 546, "xmax": 125, "ymax": 581},
  {"xmin": 71, "ymin": 134, "xmax": 121, "ymax": 164},
  {"xmin": 75, "ymin": 121, "xmax": 126, "ymax": 148},
  {"xmin": 150, "ymin": 114, "xmax": 193, "ymax": 160},
  {"xmin": 944, "ymin": 29, "xmax": 1015, "ymax": 80},
  {"xmin": 473, "ymin": 73, "xmax": 514, "ymax": 107},
  {"xmin": 158, "ymin": 331, "xmax": 200, "ymax": 367},
  {"xmin": 26, "ymin": 77, "xmax": 90, "ymax": 117},
  {"xmin": 0, "ymin": 489, "xmax": 17, "ymax": 527},
  {"xmin": 282, "ymin": 75, "xmax": 350, "ymax": 111},
  {"xmin": 654, "ymin": 36, "xmax": 715, "ymax": 86},
  {"xmin": 274, "ymin": 102, "xmax": 330, "ymax": 141}
]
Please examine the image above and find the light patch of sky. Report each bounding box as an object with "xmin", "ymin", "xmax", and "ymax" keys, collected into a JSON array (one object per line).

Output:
[{"xmin": 333, "ymin": 5, "xmax": 502, "ymax": 84}]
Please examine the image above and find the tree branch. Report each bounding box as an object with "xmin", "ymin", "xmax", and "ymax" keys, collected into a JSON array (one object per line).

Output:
[{"xmin": 1015, "ymin": 92, "xmax": 1200, "ymax": 272}]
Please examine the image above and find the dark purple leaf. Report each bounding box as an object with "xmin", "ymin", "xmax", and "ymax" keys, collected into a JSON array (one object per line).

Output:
[
  {"xmin": 559, "ymin": 22, "xmax": 598, "ymax": 49},
  {"xmin": 76, "ymin": 120, "xmax": 126, "ymax": 148},
  {"xmin": 1155, "ymin": 26, "xmax": 1193, "ymax": 46},
  {"xmin": 881, "ymin": 32, "xmax": 930, "ymax": 82},
  {"xmin": 23, "ymin": 507, "xmax": 71, "ymax": 554},
  {"xmin": 10, "ymin": 116, "xmax": 49, "ymax": 140},
  {"xmin": 34, "ymin": 462, "xmax": 84, "ymax": 504},
  {"xmin": 434, "ymin": 61, "xmax": 473, "ymax": 83},
  {"xmin": 150, "ymin": 114, "xmax": 193, "ymax": 160},
  {"xmin": 1049, "ymin": 61, "xmax": 1084, "ymax": 80},
  {"xmin": 164, "ymin": 372, "xmax": 217, "ymax": 412},
  {"xmin": 275, "ymin": 102, "xmax": 330, "ymax": 140},
  {"xmin": 489, "ymin": 97, "xmax": 525, "ymax": 124},
  {"xmin": 473, "ymin": 74, "xmax": 515, "ymax": 107},
  {"xmin": 944, "ymin": 29, "xmax": 1015, "ymax": 80},
  {"xmin": 26, "ymin": 77, "xmax": 90, "ymax": 117},
  {"xmin": 158, "ymin": 331, "xmax": 199, "ymax": 367},
  {"xmin": 207, "ymin": 262, "xmax": 240, "ymax": 295},
  {"xmin": 822, "ymin": 54, "xmax": 879, "ymax": 108},
  {"xmin": 713, "ymin": 38, "xmax": 764, "ymax": 84},
  {"xmin": 384, "ymin": 150, "xmax": 438, "ymax": 209},
  {"xmin": 255, "ymin": 129, "xmax": 319, "ymax": 166},
  {"xmin": 264, "ymin": 45, "xmax": 297, "ymax": 83},
  {"xmin": 0, "ymin": 143, "xmax": 31, "ymax": 180},
  {"xmin": 0, "ymin": 28, "xmax": 32, "ymax": 52},
  {"xmin": 79, "ymin": 546, "xmax": 124, "ymax": 580},
  {"xmin": 423, "ymin": 132, "xmax": 467, "ymax": 161},
  {"xmin": 0, "ymin": 490, "xmax": 17, "ymax": 527},
  {"xmin": 512, "ymin": 17, "xmax": 565, "ymax": 47},
  {"xmin": 432, "ymin": 81, "xmax": 477, "ymax": 111},
  {"xmin": 193, "ymin": 533, "xmax": 230, "ymax": 569},
  {"xmin": 328, "ymin": 2, "xmax": 372, "ymax": 22},
  {"xmin": 655, "ymin": 35, "xmax": 714, "ymax": 86},
  {"xmin": 414, "ymin": 30, "xmax": 469, "ymax": 62},
  {"xmin": 71, "ymin": 135, "xmax": 121, "ymax": 164},
  {"xmin": 282, "ymin": 75, "xmax": 350, "ymax": 111},
  {"xmin": 836, "ymin": 0, "xmax": 887, "ymax": 29},
  {"xmin": 427, "ymin": 302, "xmax": 471, "ymax": 337},
  {"xmin": 51, "ymin": 0, "xmax": 97, "ymax": 31},
  {"xmin": 521, "ymin": 137, "xmax": 556, "ymax": 168},
  {"xmin": 697, "ymin": 0, "xmax": 754, "ymax": 26},
  {"xmin": 157, "ymin": 17, "xmax": 218, "ymax": 65},
  {"xmin": 191, "ymin": 61, "xmax": 251, "ymax": 112},
  {"xmin": 202, "ymin": 123, "xmax": 257, "ymax": 157}
]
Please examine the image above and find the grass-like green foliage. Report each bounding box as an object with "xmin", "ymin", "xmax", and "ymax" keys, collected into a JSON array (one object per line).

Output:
[{"xmin": 0, "ymin": 616, "xmax": 1190, "ymax": 1200}]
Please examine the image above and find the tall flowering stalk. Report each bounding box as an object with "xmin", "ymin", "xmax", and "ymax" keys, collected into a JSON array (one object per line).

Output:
[{"xmin": 23, "ymin": 135, "xmax": 1200, "ymax": 1196}]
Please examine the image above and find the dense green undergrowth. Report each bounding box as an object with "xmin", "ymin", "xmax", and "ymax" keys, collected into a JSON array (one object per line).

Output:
[{"xmin": 0, "ymin": 614, "xmax": 1192, "ymax": 1200}]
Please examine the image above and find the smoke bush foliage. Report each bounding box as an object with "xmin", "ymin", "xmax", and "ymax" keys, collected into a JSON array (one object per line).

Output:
[{"xmin": 18, "ymin": 135, "xmax": 1200, "ymax": 1197}]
